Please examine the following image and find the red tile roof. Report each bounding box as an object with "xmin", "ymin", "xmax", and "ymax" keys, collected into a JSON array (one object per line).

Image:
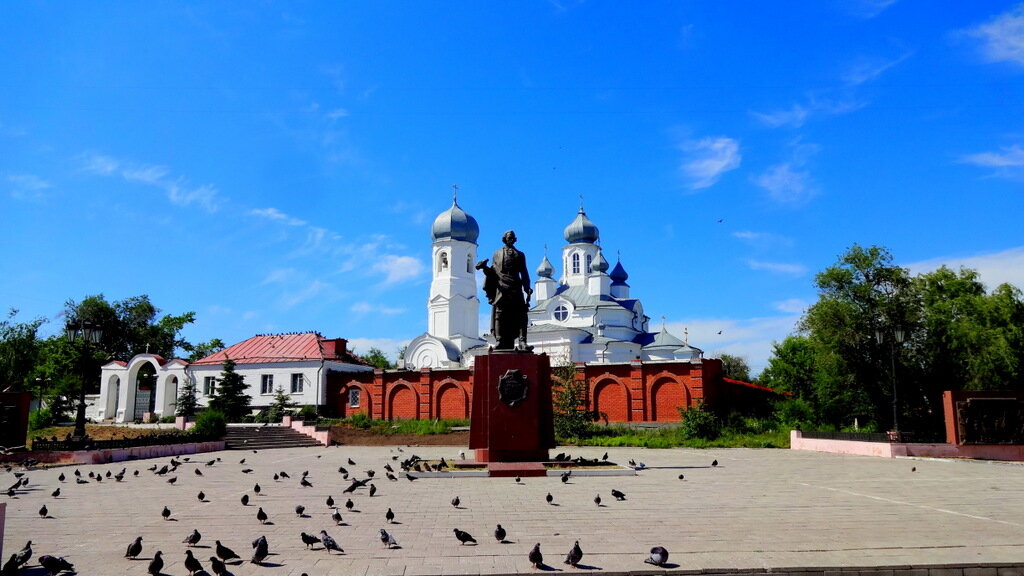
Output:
[{"xmin": 191, "ymin": 332, "xmax": 369, "ymax": 366}]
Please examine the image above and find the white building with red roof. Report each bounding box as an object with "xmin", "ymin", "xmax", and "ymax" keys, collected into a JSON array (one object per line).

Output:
[{"xmin": 97, "ymin": 332, "xmax": 372, "ymax": 423}]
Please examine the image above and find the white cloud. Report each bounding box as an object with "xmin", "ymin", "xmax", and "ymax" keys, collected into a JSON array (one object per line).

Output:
[
  {"xmin": 773, "ymin": 298, "xmax": 810, "ymax": 314},
  {"xmin": 731, "ymin": 230, "xmax": 795, "ymax": 249},
  {"xmin": 959, "ymin": 144, "xmax": 1024, "ymax": 179},
  {"xmin": 963, "ymin": 5, "xmax": 1024, "ymax": 67},
  {"xmin": 80, "ymin": 153, "xmax": 119, "ymax": 175},
  {"xmin": 80, "ymin": 153, "xmax": 221, "ymax": 212},
  {"xmin": 844, "ymin": 0, "xmax": 898, "ymax": 19},
  {"xmin": 905, "ymin": 247, "xmax": 1024, "ymax": 291},
  {"xmin": 665, "ymin": 314, "xmax": 801, "ymax": 376},
  {"xmin": 281, "ymin": 279, "xmax": 331, "ymax": 309},
  {"xmin": 751, "ymin": 105, "xmax": 809, "ymax": 129},
  {"xmin": 679, "ymin": 136, "xmax": 741, "ymax": 190},
  {"xmin": 746, "ymin": 259, "xmax": 808, "ymax": 276},
  {"xmin": 751, "ymin": 163, "xmax": 818, "ymax": 205},
  {"xmin": 7, "ymin": 173, "xmax": 51, "ymax": 199},
  {"xmin": 372, "ymin": 255, "xmax": 426, "ymax": 285},
  {"xmin": 326, "ymin": 108, "xmax": 350, "ymax": 119},
  {"xmin": 250, "ymin": 207, "xmax": 308, "ymax": 227},
  {"xmin": 842, "ymin": 53, "xmax": 912, "ymax": 86},
  {"xmin": 261, "ymin": 268, "xmax": 298, "ymax": 285},
  {"xmin": 350, "ymin": 301, "xmax": 405, "ymax": 316}
]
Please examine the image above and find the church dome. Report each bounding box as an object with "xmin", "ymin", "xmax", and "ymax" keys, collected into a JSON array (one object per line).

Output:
[
  {"xmin": 536, "ymin": 255, "xmax": 554, "ymax": 278},
  {"xmin": 431, "ymin": 200, "xmax": 479, "ymax": 244},
  {"xmin": 563, "ymin": 209, "xmax": 599, "ymax": 244},
  {"xmin": 591, "ymin": 250, "xmax": 609, "ymax": 273},
  {"xmin": 610, "ymin": 260, "xmax": 629, "ymax": 284}
]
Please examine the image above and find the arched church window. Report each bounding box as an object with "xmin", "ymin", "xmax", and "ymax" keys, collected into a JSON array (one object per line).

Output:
[
  {"xmin": 554, "ymin": 305, "xmax": 569, "ymax": 322},
  {"xmin": 586, "ymin": 254, "xmax": 593, "ymax": 272},
  {"xmin": 571, "ymin": 253, "xmax": 580, "ymax": 274},
  {"xmin": 467, "ymin": 254, "xmax": 473, "ymax": 273},
  {"xmin": 438, "ymin": 252, "xmax": 449, "ymax": 272}
]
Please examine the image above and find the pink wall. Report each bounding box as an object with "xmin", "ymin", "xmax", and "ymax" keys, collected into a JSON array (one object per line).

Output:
[{"xmin": 790, "ymin": 430, "xmax": 1024, "ymax": 461}]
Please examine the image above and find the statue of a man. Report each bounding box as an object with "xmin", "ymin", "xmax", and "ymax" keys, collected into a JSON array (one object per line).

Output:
[{"xmin": 477, "ymin": 230, "xmax": 533, "ymax": 350}]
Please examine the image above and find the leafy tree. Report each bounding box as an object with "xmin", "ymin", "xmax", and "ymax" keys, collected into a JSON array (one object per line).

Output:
[
  {"xmin": 719, "ymin": 353, "xmax": 752, "ymax": 382},
  {"xmin": 551, "ymin": 362, "xmax": 592, "ymax": 440},
  {"xmin": 175, "ymin": 381, "xmax": 199, "ymax": 418},
  {"xmin": 267, "ymin": 386, "xmax": 299, "ymax": 422},
  {"xmin": 207, "ymin": 358, "xmax": 250, "ymax": 421},
  {"xmin": 185, "ymin": 338, "xmax": 226, "ymax": 363},
  {"xmin": 0, "ymin": 309, "xmax": 45, "ymax": 392},
  {"xmin": 361, "ymin": 347, "xmax": 394, "ymax": 369},
  {"xmin": 677, "ymin": 402, "xmax": 721, "ymax": 440},
  {"xmin": 63, "ymin": 294, "xmax": 197, "ymax": 361}
]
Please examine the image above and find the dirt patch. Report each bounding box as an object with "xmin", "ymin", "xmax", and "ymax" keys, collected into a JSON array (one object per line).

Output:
[
  {"xmin": 330, "ymin": 426, "xmax": 469, "ymax": 447},
  {"xmin": 29, "ymin": 424, "xmax": 187, "ymax": 446}
]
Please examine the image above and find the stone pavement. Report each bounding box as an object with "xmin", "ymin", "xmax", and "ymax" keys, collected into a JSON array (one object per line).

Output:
[{"xmin": 3, "ymin": 445, "xmax": 1024, "ymax": 576}]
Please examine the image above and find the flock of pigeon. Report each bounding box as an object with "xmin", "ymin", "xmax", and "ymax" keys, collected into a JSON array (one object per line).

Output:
[{"xmin": 0, "ymin": 448, "xmax": 702, "ymax": 575}]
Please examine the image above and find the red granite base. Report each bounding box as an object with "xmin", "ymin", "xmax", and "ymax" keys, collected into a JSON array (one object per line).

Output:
[{"xmin": 486, "ymin": 461, "xmax": 548, "ymax": 477}]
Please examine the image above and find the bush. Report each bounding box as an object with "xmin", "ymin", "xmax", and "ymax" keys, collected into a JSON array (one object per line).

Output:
[
  {"xmin": 192, "ymin": 409, "xmax": 227, "ymax": 438},
  {"xmin": 347, "ymin": 412, "xmax": 373, "ymax": 429},
  {"xmin": 296, "ymin": 405, "xmax": 318, "ymax": 422},
  {"xmin": 158, "ymin": 415, "xmax": 176, "ymax": 424},
  {"xmin": 678, "ymin": 403, "xmax": 721, "ymax": 440},
  {"xmin": 29, "ymin": 408, "xmax": 58, "ymax": 431}
]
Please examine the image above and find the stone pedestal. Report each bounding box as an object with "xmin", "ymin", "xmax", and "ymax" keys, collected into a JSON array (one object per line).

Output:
[{"xmin": 470, "ymin": 351, "xmax": 555, "ymax": 465}]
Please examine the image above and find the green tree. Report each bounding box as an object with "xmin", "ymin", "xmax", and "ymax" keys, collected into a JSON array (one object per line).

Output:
[
  {"xmin": 266, "ymin": 387, "xmax": 299, "ymax": 422},
  {"xmin": 0, "ymin": 309, "xmax": 45, "ymax": 392},
  {"xmin": 64, "ymin": 294, "xmax": 197, "ymax": 361},
  {"xmin": 207, "ymin": 358, "xmax": 250, "ymax": 421},
  {"xmin": 551, "ymin": 362, "xmax": 592, "ymax": 439},
  {"xmin": 185, "ymin": 338, "xmax": 225, "ymax": 363},
  {"xmin": 361, "ymin": 347, "xmax": 394, "ymax": 369},
  {"xmin": 719, "ymin": 353, "xmax": 752, "ymax": 382},
  {"xmin": 175, "ymin": 381, "xmax": 199, "ymax": 418}
]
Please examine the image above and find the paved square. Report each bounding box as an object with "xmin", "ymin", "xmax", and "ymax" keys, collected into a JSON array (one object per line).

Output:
[{"xmin": 3, "ymin": 446, "xmax": 1024, "ymax": 575}]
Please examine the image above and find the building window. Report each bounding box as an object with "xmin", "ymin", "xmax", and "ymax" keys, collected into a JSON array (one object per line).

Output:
[
  {"xmin": 586, "ymin": 254, "xmax": 592, "ymax": 272},
  {"xmin": 261, "ymin": 374, "xmax": 274, "ymax": 395},
  {"xmin": 571, "ymin": 253, "xmax": 580, "ymax": 274},
  {"xmin": 438, "ymin": 252, "xmax": 448, "ymax": 272},
  {"xmin": 348, "ymin": 388, "xmax": 360, "ymax": 408},
  {"xmin": 554, "ymin": 305, "xmax": 569, "ymax": 322},
  {"xmin": 467, "ymin": 254, "xmax": 473, "ymax": 273},
  {"xmin": 203, "ymin": 376, "xmax": 216, "ymax": 396},
  {"xmin": 290, "ymin": 373, "xmax": 304, "ymax": 394}
]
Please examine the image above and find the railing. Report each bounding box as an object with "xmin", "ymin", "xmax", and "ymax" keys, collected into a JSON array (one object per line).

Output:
[{"xmin": 32, "ymin": 432, "xmax": 218, "ymax": 452}]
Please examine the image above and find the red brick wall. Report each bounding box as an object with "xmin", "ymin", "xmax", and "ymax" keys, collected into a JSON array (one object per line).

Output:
[
  {"xmin": 651, "ymin": 378, "xmax": 689, "ymax": 422},
  {"xmin": 436, "ymin": 382, "xmax": 469, "ymax": 419},
  {"xmin": 388, "ymin": 383, "xmax": 418, "ymax": 420},
  {"xmin": 593, "ymin": 378, "xmax": 630, "ymax": 422}
]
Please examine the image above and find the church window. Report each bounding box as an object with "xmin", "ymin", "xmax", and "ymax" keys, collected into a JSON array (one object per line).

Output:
[
  {"xmin": 438, "ymin": 252, "xmax": 449, "ymax": 272},
  {"xmin": 554, "ymin": 305, "xmax": 569, "ymax": 322},
  {"xmin": 571, "ymin": 253, "xmax": 580, "ymax": 274},
  {"xmin": 586, "ymin": 254, "xmax": 592, "ymax": 272},
  {"xmin": 348, "ymin": 388, "xmax": 360, "ymax": 408},
  {"xmin": 467, "ymin": 254, "xmax": 473, "ymax": 273}
]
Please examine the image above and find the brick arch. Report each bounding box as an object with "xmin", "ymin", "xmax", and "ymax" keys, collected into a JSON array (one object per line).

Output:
[
  {"xmin": 651, "ymin": 378, "xmax": 689, "ymax": 422},
  {"xmin": 388, "ymin": 383, "xmax": 419, "ymax": 420},
  {"xmin": 337, "ymin": 384, "xmax": 371, "ymax": 418},
  {"xmin": 436, "ymin": 382, "xmax": 468, "ymax": 419},
  {"xmin": 593, "ymin": 378, "xmax": 630, "ymax": 422}
]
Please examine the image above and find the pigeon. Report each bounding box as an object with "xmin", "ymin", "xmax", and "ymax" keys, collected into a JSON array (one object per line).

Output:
[
  {"xmin": 161, "ymin": 506, "xmax": 171, "ymax": 520},
  {"xmin": 380, "ymin": 528, "xmax": 398, "ymax": 549},
  {"xmin": 166, "ymin": 476, "xmax": 177, "ymax": 485},
  {"xmin": 251, "ymin": 535, "xmax": 269, "ymax": 564},
  {"xmin": 346, "ymin": 498, "xmax": 355, "ymax": 511},
  {"xmin": 1, "ymin": 555, "xmax": 18, "ymax": 576},
  {"xmin": 253, "ymin": 483, "xmax": 261, "ymax": 495},
  {"xmin": 184, "ymin": 550, "xmax": 203, "ymax": 575},
  {"xmin": 279, "ymin": 470, "xmax": 290, "ymax": 478},
  {"xmin": 38, "ymin": 504, "xmax": 47, "ymax": 518},
  {"xmin": 611, "ymin": 489, "xmax": 626, "ymax": 501},
  {"xmin": 133, "ymin": 470, "xmax": 139, "ymax": 477},
  {"xmin": 369, "ymin": 483, "xmax": 377, "ymax": 497},
  {"xmin": 366, "ymin": 469, "xmax": 376, "ymax": 478},
  {"xmin": 337, "ymin": 466, "xmax": 347, "ymax": 474},
  {"xmin": 209, "ymin": 555, "xmax": 227, "ymax": 576},
  {"xmin": 545, "ymin": 492, "xmax": 554, "ymax": 504},
  {"xmin": 51, "ymin": 487, "xmax": 60, "ymax": 498},
  {"xmin": 147, "ymin": 550, "xmax": 163, "ymax": 575},
  {"xmin": 712, "ymin": 459, "xmax": 718, "ymax": 467},
  {"xmin": 125, "ymin": 536, "xmax": 143, "ymax": 559},
  {"xmin": 301, "ymin": 532, "xmax": 321, "ymax": 548},
  {"xmin": 529, "ymin": 543, "xmax": 544, "ymax": 569},
  {"xmin": 454, "ymin": 528, "xmax": 477, "ymax": 545},
  {"xmin": 75, "ymin": 477, "xmax": 87, "ymax": 485},
  {"xmin": 495, "ymin": 524, "xmax": 507, "ymax": 542},
  {"xmin": 58, "ymin": 472, "xmax": 66, "ymax": 482},
  {"xmin": 215, "ymin": 540, "xmax": 240, "ymax": 562},
  {"xmin": 678, "ymin": 474, "xmax": 685, "ymax": 480},
  {"xmin": 194, "ymin": 468, "xmax": 203, "ymax": 476},
  {"xmin": 385, "ymin": 463, "xmax": 395, "ymax": 472},
  {"xmin": 515, "ymin": 476, "xmax": 521, "ymax": 484},
  {"xmin": 38, "ymin": 555, "xmax": 74, "ymax": 575},
  {"xmin": 273, "ymin": 473, "xmax": 279, "ymax": 481},
  {"xmin": 241, "ymin": 494, "xmax": 250, "ymax": 506},
  {"xmin": 106, "ymin": 470, "xmax": 112, "ymax": 478},
  {"xmin": 326, "ymin": 495, "xmax": 334, "ymax": 508},
  {"xmin": 332, "ymin": 508, "xmax": 344, "ymax": 525},
  {"xmin": 239, "ymin": 458, "xmax": 246, "ymax": 464},
  {"xmin": 241, "ymin": 468, "xmax": 253, "ymax": 474},
  {"xmin": 256, "ymin": 507, "xmax": 268, "ymax": 524},
  {"xmin": 75, "ymin": 469, "xmax": 83, "ymax": 477},
  {"xmin": 295, "ymin": 504, "xmax": 306, "ymax": 516},
  {"xmin": 387, "ymin": 472, "xmax": 398, "ymax": 481},
  {"xmin": 602, "ymin": 452, "xmax": 608, "ymax": 461},
  {"xmin": 197, "ymin": 491, "xmax": 206, "ymax": 502},
  {"xmin": 320, "ymin": 530, "xmax": 344, "ymax": 554},
  {"xmin": 12, "ymin": 541, "xmax": 32, "ymax": 570},
  {"xmin": 406, "ymin": 473, "xmax": 417, "ymax": 481},
  {"xmin": 645, "ymin": 546, "xmax": 669, "ymax": 567},
  {"xmin": 183, "ymin": 529, "xmax": 202, "ymax": 547},
  {"xmin": 451, "ymin": 495, "xmax": 461, "ymax": 508},
  {"xmin": 594, "ymin": 494, "xmax": 602, "ymax": 506},
  {"xmin": 385, "ymin": 507, "xmax": 395, "ymax": 523},
  {"xmin": 564, "ymin": 540, "xmax": 583, "ymax": 567},
  {"xmin": 300, "ymin": 477, "xmax": 313, "ymax": 488},
  {"xmin": 347, "ymin": 458, "xmax": 356, "ymax": 465}
]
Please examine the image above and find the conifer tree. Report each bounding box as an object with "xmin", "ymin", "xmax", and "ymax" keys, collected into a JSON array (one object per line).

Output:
[{"xmin": 207, "ymin": 357, "xmax": 250, "ymax": 421}]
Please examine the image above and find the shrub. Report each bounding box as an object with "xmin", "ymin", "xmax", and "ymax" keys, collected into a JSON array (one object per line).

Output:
[
  {"xmin": 296, "ymin": 405, "xmax": 318, "ymax": 422},
  {"xmin": 192, "ymin": 409, "xmax": 227, "ymax": 438},
  {"xmin": 678, "ymin": 403, "xmax": 721, "ymax": 440},
  {"xmin": 775, "ymin": 398, "xmax": 815, "ymax": 429},
  {"xmin": 158, "ymin": 415, "xmax": 176, "ymax": 424},
  {"xmin": 29, "ymin": 408, "xmax": 58, "ymax": 431},
  {"xmin": 347, "ymin": 412, "xmax": 374, "ymax": 429}
]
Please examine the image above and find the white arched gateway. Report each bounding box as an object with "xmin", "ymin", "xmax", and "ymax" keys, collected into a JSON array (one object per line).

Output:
[{"xmin": 98, "ymin": 354, "xmax": 189, "ymax": 423}]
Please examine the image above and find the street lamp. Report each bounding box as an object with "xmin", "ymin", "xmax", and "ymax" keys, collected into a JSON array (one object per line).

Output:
[
  {"xmin": 875, "ymin": 326, "xmax": 905, "ymax": 437},
  {"xmin": 65, "ymin": 320, "xmax": 103, "ymax": 443}
]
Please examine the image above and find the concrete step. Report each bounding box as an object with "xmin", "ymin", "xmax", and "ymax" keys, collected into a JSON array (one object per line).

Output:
[{"xmin": 223, "ymin": 425, "xmax": 324, "ymax": 450}]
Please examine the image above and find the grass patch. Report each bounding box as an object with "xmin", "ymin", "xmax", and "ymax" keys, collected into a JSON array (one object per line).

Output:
[
  {"xmin": 563, "ymin": 424, "xmax": 791, "ymax": 449},
  {"xmin": 327, "ymin": 415, "xmax": 470, "ymax": 435}
]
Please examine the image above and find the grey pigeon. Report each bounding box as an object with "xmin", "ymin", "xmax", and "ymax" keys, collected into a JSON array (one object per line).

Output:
[
  {"xmin": 300, "ymin": 532, "xmax": 320, "ymax": 548},
  {"xmin": 369, "ymin": 483, "xmax": 377, "ymax": 497},
  {"xmin": 38, "ymin": 554, "xmax": 74, "ymax": 575},
  {"xmin": 564, "ymin": 540, "xmax": 583, "ymax": 567},
  {"xmin": 240, "ymin": 494, "xmax": 249, "ymax": 506},
  {"xmin": 215, "ymin": 540, "xmax": 240, "ymax": 562},
  {"xmin": 51, "ymin": 487, "xmax": 60, "ymax": 498},
  {"xmin": 184, "ymin": 550, "xmax": 203, "ymax": 575},
  {"xmin": 161, "ymin": 506, "xmax": 171, "ymax": 520},
  {"xmin": 326, "ymin": 495, "xmax": 335, "ymax": 507},
  {"xmin": 147, "ymin": 550, "xmax": 163, "ymax": 575},
  {"xmin": 319, "ymin": 530, "xmax": 344, "ymax": 554},
  {"xmin": 332, "ymin": 508, "xmax": 343, "ymax": 525},
  {"xmin": 295, "ymin": 504, "xmax": 305, "ymax": 516},
  {"xmin": 183, "ymin": 529, "xmax": 201, "ymax": 547},
  {"xmin": 452, "ymin": 495, "xmax": 460, "ymax": 507},
  {"xmin": 197, "ymin": 491, "xmax": 205, "ymax": 502},
  {"xmin": 12, "ymin": 541, "xmax": 31, "ymax": 570},
  {"xmin": 545, "ymin": 492, "xmax": 553, "ymax": 504},
  {"xmin": 645, "ymin": 546, "xmax": 669, "ymax": 567},
  {"xmin": 256, "ymin": 507, "xmax": 268, "ymax": 524},
  {"xmin": 385, "ymin": 507, "xmax": 394, "ymax": 522},
  {"xmin": 611, "ymin": 489, "xmax": 626, "ymax": 501},
  {"xmin": 494, "ymin": 524, "xmax": 507, "ymax": 542},
  {"xmin": 209, "ymin": 556, "xmax": 227, "ymax": 576},
  {"xmin": 346, "ymin": 498, "xmax": 354, "ymax": 511},
  {"xmin": 1, "ymin": 554, "xmax": 17, "ymax": 576},
  {"xmin": 125, "ymin": 536, "xmax": 143, "ymax": 559},
  {"xmin": 251, "ymin": 535, "xmax": 269, "ymax": 564},
  {"xmin": 594, "ymin": 493, "xmax": 602, "ymax": 506},
  {"xmin": 38, "ymin": 504, "xmax": 47, "ymax": 518},
  {"xmin": 529, "ymin": 543, "xmax": 544, "ymax": 568},
  {"xmin": 300, "ymin": 477, "xmax": 312, "ymax": 488},
  {"xmin": 380, "ymin": 528, "xmax": 398, "ymax": 549},
  {"xmin": 454, "ymin": 528, "xmax": 476, "ymax": 545}
]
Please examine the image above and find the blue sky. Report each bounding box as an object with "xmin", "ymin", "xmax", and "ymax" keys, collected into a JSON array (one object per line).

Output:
[{"xmin": 3, "ymin": 1, "xmax": 1023, "ymax": 374}]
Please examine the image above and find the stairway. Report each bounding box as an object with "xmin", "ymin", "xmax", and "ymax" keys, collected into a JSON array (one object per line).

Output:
[{"xmin": 223, "ymin": 424, "xmax": 324, "ymax": 450}]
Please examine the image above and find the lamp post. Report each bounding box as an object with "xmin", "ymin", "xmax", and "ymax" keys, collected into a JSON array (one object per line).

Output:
[
  {"xmin": 65, "ymin": 320, "xmax": 103, "ymax": 443},
  {"xmin": 875, "ymin": 326, "xmax": 905, "ymax": 437}
]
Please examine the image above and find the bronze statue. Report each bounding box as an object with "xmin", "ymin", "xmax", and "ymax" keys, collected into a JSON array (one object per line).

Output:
[{"xmin": 477, "ymin": 230, "xmax": 532, "ymax": 350}]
